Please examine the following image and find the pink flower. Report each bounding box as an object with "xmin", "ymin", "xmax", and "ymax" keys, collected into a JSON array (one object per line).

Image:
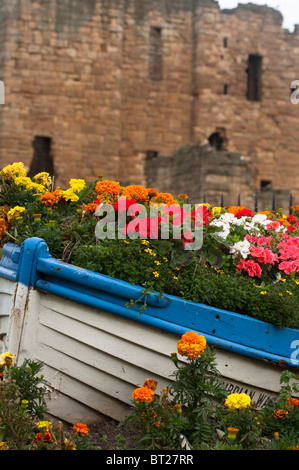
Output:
[{"xmin": 236, "ymin": 259, "xmax": 262, "ymax": 277}]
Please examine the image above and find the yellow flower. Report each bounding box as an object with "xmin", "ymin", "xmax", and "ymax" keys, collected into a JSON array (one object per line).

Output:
[
  {"xmin": 7, "ymin": 206, "xmax": 26, "ymax": 222},
  {"xmin": 36, "ymin": 420, "xmax": 53, "ymax": 431},
  {"xmin": 212, "ymin": 206, "xmax": 222, "ymax": 215},
  {"xmin": 69, "ymin": 179, "xmax": 86, "ymax": 193},
  {"xmin": 279, "ymin": 293, "xmax": 283, "ymax": 297},
  {"xmin": 0, "ymin": 442, "xmax": 9, "ymax": 450},
  {"xmin": 62, "ymin": 188, "xmax": 79, "ymax": 202},
  {"xmin": 145, "ymin": 248, "xmax": 156, "ymax": 256},
  {"xmin": 153, "ymin": 271, "xmax": 159, "ymax": 277},
  {"xmin": 154, "ymin": 260, "xmax": 161, "ymax": 265},
  {"xmin": 0, "ymin": 352, "xmax": 16, "ymax": 367},
  {"xmin": 0, "ymin": 162, "xmax": 26, "ymax": 181},
  {"xmin": 286, "ymin": 291, "xmax": 293, "ymax": 295},
  {"xmin": 174, "ymin": 404, "xmax": 182, "ymax": 414},
  {"xmin": 224, "ymin": 393, "xmax": 251, "ymax": 410},
  {"xmin": 260, "ymin": 291, "xmax": 267, "ymax": 295},
  {"xmin": 14, "ymin": 176, "xmax": 46, "ymax": 193},
  {"xmin": 33, "ymin": 172, "xmax": 52, "ymax": 187},
  {"xmin": 173, "ymin": 276, "xmax": 178, "ymax": 280},
  {"xmin": 141, "ymin": 240, "xmax": 149, "ymax": 245},
  {"xmin": 227, "ymin": 427, "xmax": 239, "ymax": 441}
]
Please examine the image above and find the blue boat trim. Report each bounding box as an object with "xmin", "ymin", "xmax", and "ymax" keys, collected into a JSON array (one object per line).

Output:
[
  {"xmin": 1, "ymin": 237, "xmax": 298, "ymax": 368},
  {"xmin": 0, "ymin": 243, "xmax": 20, "ymax": 281}
]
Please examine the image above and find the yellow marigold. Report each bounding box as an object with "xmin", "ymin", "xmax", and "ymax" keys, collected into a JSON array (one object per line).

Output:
[
  {"xmin": 132, "ymin": 386, "xmax": 155, "ymax": 403},
  {"xmin": 13, "ymin": 175, "xmax": 46, "ymax": 193},
  {"xmin": 7, "ymin": 206, "xmax": 26, "ymax": 222},
  {"xmin": 36, "ymin": 420, "xmax": 53, "ymax": 431},
  {"xmin": 0, "ymin": 352, "xmax": 16, "ymax": 367},
  {"xmin": 33, "ymin": 172, "xmax": 52, "ymax": 187},
  {"xmin": 177, "ymin": 331, "xmax": 207, "ymax": 359},
  {"xmin": 0, "ymin": 205, "xmax": 11, "ymax": 218},
  {"xmin": 69, "ymin": 178, "xmax": 86, "ymax": 193},
  {"xmin": 122, "ymin": 185, "xmax": 149, "ymax": 202},
  {"xmin": 0, "ymin": 442, "xmax": 9, "ymax": 450},
  {"xmin": 224, "ymin": 393, "xmax": 251, "ymax": 410},
  {"xmin": 212, "ymin": 206, "xmax": 222, "ymax": 215},
  {"xmin": 62, "ymin": 188, "xmax": 79, "ymax": 202},
  {"xmin": 0, "ymin": 162, "xmax": 26, "ymax": 181},
  {"xmin": 227, "ymin": 427, "xmax": 239, "ymax": 441},
  {"xmin": 95, "ymin": 179, "xmax": 120, "ymax": 199},
  {"xmin": 143, "ymin": 378, "xmax": 158, "ymax": 391}
]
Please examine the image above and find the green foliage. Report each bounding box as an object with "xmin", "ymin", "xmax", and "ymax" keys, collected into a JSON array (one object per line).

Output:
[
  {"xmin": 8, "ymin": 358, "xmax": 48, "ymax": 418},
  {"xmin": 125, "ymin": 343, "xmax": 299, "ymax": 450},
  {"xmin": 0, "ymin": 357, "xmax": 95, "ymax": 450}
]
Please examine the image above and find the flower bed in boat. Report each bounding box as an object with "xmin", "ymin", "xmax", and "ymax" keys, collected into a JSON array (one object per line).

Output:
[{"xmin": 0, "ymin": 162, "xmax": 299, "ymax": 329}]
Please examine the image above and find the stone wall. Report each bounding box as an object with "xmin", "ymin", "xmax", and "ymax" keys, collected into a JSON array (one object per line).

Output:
[
  {"xmin": 145, "ymin": 142, "xmax": 292, "ymax": 211},
  {"xmin": 0, "ymin": 0, "xmax": 195, "ymax": 187},
  {"xmin": 191, "ymin": 1, "xmax": 299, "ymax": 203}
]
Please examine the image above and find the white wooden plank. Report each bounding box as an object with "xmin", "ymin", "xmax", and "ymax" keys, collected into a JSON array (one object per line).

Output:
[
  {"xmin": 36, "ymin": 320, "xmax": 171, "ymax": 389},
  {"xmin": 40, "ymin": 294, "xmax": 179, "ymax": 356},
  {"xmin": 38, "ymin": 304, "xmax": 176, "ymax": 380}
]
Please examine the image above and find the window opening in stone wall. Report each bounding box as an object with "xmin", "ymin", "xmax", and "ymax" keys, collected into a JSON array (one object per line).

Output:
[
  {"xmin": 246, "ymin": 54, "xmax": 263, "ymax": 101},
  {"xmin": 224, "ymin": 84, "xmax": 229, "ymax": 95},
  {"xmin": 223, "ymin": 37, "xmax": 228, "ymax": 48},
  {"xmin": 146, "ymin": 150, "xmax": 159, "ymax": 160},
  {"xmin": 149, "ymin": 27, "xmax": 163, "ymax": 81},
  {"xmin": 28, "ymin": 136, "xmax": 54, "ymax": 177},
  {"xmin": 208, "ymin": 128, "xmax": 227, "ymax": 151},
  {"xmin": 260, "ymin": 180, "xmax": 272, "ymax": 192}
]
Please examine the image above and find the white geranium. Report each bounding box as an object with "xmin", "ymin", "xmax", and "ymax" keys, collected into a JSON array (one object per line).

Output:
[{"xmin": 229, "ymin": 239, "xmax": 251, "ymax": 259}]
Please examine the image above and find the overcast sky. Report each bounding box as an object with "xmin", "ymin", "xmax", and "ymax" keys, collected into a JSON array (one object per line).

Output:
[{"xmin": 217, "ymin": 0, "xmax": 299, "ymax": 31}]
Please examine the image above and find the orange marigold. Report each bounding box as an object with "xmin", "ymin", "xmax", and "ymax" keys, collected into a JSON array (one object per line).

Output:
[
  {"xmin": 143, "ymin": 378, "xmax": 158, "ymax": 391},
  {"xmin": 84, "ymin": 202, "xmax": 98, "ymax": 212},
  {"xmin": 146, "ymin": 188, "xmax": 159, "ymax": 198},
  {"xmin": 177, "ymin": 331, "xmax": 207, "ymax": 359},
  {"xmin": 225, "ymin": 205, "xmax": 246, "ymax": 215},
  {"xmin": 121, "ymin": 185, "xmax": 149, "ymax": 202},
  {"xmin": 132, "ymin": 386, "xmax": 155, "ymax": 403},
  {"xmin": 73, "ymin": 423, "xmax": 90, "ymax": 436},
  {"xmin": 0, "ymin": 218, "xmax": 8, "ymax": 240},
  {"xmin": 273, "ymin": 409, "xmax": 288, "ymax": 419},
  {"xmin": 34, "ymin": 431, "xmax": 53, "ymax": 443},
  {"xmin": 153, "ymin": 192, "xmax": 176, "ymax": 207},
  {"xmin": 287, "ymin": 397, "xmax": 299, "ymax": 409},
  {"xmin": 95, "ymin": 180, "xmax": 120, "ymax": 199},
  {"xmin": 41, "ymin": 189, "xmax": 63, "ymax": 206}
]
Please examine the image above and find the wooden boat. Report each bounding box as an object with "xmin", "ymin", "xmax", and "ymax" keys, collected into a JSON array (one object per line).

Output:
[{"xmin": 0, "ymin": 237, "xmax": 298, "ymax": 424}]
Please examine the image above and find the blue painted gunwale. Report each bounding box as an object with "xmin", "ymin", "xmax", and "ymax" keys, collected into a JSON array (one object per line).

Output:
[{"xmin": 0, "ymin": 237, "xmax": 298, "ymax": 368}]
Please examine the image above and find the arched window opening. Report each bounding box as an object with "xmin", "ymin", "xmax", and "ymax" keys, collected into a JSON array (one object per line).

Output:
[{"xmin": 28, "ymin": 136, "xmax": 54, "ymax": 177}]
